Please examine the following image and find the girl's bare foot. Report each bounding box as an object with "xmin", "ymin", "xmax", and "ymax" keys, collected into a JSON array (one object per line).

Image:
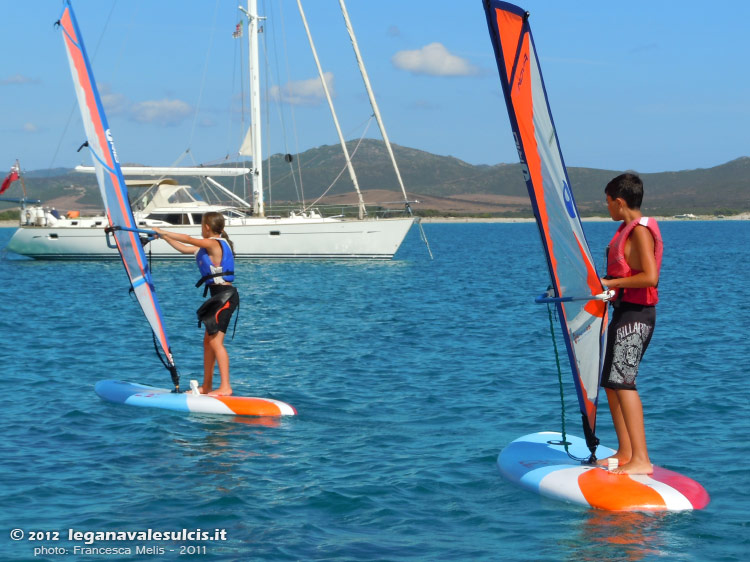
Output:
[
  {"xmin": 207, "ymin": 386, "xmax": 232, "ymax": 397},
  {"xmin": 186, "ymin": 383, "xmax": 208, "ymax": 395}
]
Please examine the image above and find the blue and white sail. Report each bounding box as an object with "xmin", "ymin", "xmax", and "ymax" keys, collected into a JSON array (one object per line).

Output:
[
  {"xmin": 483, "ymin": 1, "xmax": 609, "ymax": 453},
  {"xmin": 58, "ymin": 0, "xmax": 179, "ymax": 388}
]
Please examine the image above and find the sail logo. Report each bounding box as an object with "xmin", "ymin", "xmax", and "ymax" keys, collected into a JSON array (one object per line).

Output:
[
  {"xmin": 105, "ymin": 129, "xmax": 120, "ymax": 164},
  {"xmin": 512, "ymin": 132, "xmax": 531, "ymax": 182},
  {"xmin": 516, "ymin": 54, "xmax": 529, "ymax": 90},
  {"xmin": 562, "ymin": 180, "xmax": 576, "ymax": 218}
]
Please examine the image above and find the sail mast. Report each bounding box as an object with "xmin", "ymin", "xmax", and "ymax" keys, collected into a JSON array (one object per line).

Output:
[
  {"xmin": 338, "ymin": 0, "xmax": 409, "ymax": 207},
  {"xmin": 15, "ymin": 160, "xmax": 27, "ymax": 198},
  {"xmin": 242, "ymin": 0, "xmax": 265, "ymax": 217},
  {"xmin": 296, "ymin": 0, "xmax": 367, "ymax": 220}
]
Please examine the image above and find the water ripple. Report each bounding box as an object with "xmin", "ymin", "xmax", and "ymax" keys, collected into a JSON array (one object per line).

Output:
[{"xmin": 1, "ymin": 223, "xmax": 748, "ymax": 560}]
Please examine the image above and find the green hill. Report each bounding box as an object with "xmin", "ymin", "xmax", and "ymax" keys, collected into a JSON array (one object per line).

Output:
[{"xmin": 2, "ymin": 140, "xmax": 748, "ymax": 218}]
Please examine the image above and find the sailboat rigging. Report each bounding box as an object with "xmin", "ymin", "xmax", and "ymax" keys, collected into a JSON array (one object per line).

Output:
[
  {"xmin": 483, "ymin": 0, "xmax": 609, "ymax": 459},
  {"xmin": 0, "ymin": 161, "xmax": 41, "ymax": 217},
  {"xmin": 7, "ymin": 1, "xmax": 418, "ymax": 261},
  {"xmin": 57, "ymin": 0, "xmax": 179, "ymax": 389}
]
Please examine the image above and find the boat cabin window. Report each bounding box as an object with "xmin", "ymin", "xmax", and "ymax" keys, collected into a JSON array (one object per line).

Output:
[
  {"xmin": 147, "ymin": 213, "xmax": 191, "ymax": 225},
  {"xmin": 167, "ymin": 189, "xmax": 198, "ymax": 205},
  {"xmin": 191, "ymin": 213, "xmax": 204, "ymax": 224}
]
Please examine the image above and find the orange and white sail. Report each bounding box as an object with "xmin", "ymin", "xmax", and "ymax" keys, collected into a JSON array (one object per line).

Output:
[
  {"xmin": 483, "ymin": 1, "xmax": 609, "ymax": 453},
  {"xmin": 58, "ymin": 1, "xmax": 179, "ymax": 389}
]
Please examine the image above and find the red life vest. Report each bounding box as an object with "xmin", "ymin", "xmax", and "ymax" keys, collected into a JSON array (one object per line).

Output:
[{"xmin": 606, "ymin": 217, "xmax": 663, "ymax": 305}]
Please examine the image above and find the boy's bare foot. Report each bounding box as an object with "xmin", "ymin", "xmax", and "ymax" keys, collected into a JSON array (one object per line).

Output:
[
  {"xmin": 207, "ymin": 387, "xmax": 232, "ymax": 397},
  {"xmin": 596, "ymin": 454, "xmax": 630, "ymax": 467},
  {"xmin": 611, "ymin": 461, "xmax": 653, "ymax": 475}
]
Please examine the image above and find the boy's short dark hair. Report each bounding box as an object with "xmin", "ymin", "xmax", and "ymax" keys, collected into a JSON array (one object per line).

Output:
[{"xmin": 605, "ymin": 173, "xmax": 643, "ymax": 209}]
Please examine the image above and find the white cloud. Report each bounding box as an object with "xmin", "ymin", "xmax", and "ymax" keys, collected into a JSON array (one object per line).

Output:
[
  {"xmin": 23, "ymin": 123, "xmax": 39, "ymax": 133},
  {"xmin": 94, "ymin": 83, "xmax": 130, "ymax": 116},
  {"xmin": 130, "ymin": 98, "xmax": 192, "ymax": 126},
  {"xmin": 392, "ymin": 43, "xmax": 478, "ymax": 77},
  {"xmin": 101, "ymin": 93, "xmax": 131, "ymax": 116},
  {"xmin": 1, "ymin": 74, "xmax": 37, "ymax": 85},
  {"xmin": 270, "ymin": 72, "xmax": 334, "ymax": 106}
]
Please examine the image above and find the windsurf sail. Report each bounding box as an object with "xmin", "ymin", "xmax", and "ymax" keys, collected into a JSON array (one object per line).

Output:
[
  {"xmin": 58, "ymin": 0, "xmax": 180, "ymax": 390},
  {"xmin": 483, "ymin": 1, "xmax": 609, "ymax": 456}
]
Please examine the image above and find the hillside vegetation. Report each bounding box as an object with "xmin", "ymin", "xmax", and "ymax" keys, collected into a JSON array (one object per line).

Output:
[{"xmin": 2, "ymin": 140, "xmax": 747, "ymax": 218}]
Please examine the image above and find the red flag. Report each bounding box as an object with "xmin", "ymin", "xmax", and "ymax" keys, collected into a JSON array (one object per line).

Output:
[{"xmin": 0, "ymin": 165, "xmax": 19, "ymax": 195}]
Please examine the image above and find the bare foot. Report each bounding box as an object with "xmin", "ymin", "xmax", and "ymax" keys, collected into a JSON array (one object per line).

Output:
[
  {"xmin": 596, "ymin": 454, "xmax": 630, "ymax": 467},
  {"xmin": 207, "ymin": 387, "xmax": 232, "ymax": 397},
  {"xmin": 611, "ymin": 461, "xmax": 653, "ymax": 475},
  {"xmin": 185, "ymin": 385, "xmax": 209, "ymax": 395}
]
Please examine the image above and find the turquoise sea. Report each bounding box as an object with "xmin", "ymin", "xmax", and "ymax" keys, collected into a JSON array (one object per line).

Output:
[{"xmin": 1, "ymin": 221, "xmax": 748, "ymax": 561}]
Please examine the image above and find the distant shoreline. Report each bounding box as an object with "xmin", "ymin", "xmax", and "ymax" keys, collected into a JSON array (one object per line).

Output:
[
  {"xmin": 419, "ymin": 213, "xmax": 750, "ymax": 223},
  {"xmin": 1, "ymin": 213, "xmax": 748, "ymax": 229}
]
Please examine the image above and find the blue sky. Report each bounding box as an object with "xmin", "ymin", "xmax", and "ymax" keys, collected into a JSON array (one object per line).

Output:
[{"xmin": 2, "ymin": 0, "xmax": 749, "ymax": 175}]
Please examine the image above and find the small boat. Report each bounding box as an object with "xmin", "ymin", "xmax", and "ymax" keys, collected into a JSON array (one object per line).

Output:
[{"xmin": 5, "ymin": 0, "xmax": 420, "ymax": 260}]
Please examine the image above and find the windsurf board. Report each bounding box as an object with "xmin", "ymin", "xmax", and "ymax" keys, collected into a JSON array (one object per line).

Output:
[
  {"xmin": 95, "ymin": 380, "xmax": 296, "ymax": 417},
  {"xmin": 498, "ymin": 432, "xmax": 709, "ymax": 511}
]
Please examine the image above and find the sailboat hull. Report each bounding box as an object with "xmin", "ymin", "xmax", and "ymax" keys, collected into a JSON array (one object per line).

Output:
[
  {"xmin": 498, "ymin": 432, "xmax": 710, "ymax": 511},
  {"xmin": 6, "ymin": 217, "xmax": 415, "ymax": 260},
  {"xmin": 95, "ymin": 380, "xmax": 296, "ymax": 417}
]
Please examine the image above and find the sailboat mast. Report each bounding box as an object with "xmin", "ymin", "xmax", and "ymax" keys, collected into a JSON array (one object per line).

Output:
[
  {"xmin": 246, "ymin": 0, "xmax": 265, "ymax": 217},
  {"xmin": 338, "ymin": 0, "xmax": 409, "ymax": 207},
  {"xmin": 296, "ymin": 0, "xmax": 366, "ymax": 220}
]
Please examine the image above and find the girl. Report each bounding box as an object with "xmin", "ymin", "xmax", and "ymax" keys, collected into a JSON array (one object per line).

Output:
[{"xmin": 154, "ymin": 212, "xmax": 239, "ymax": 396}]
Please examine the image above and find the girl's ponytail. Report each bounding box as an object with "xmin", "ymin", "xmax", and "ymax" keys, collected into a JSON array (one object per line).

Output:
[
  {"xmin": 221, "ymin": 229, "xmax": 234, "ymax": 254},
  {"xmin": 202, "ymin": 211, "xmax": 234, "ymax": 254}
]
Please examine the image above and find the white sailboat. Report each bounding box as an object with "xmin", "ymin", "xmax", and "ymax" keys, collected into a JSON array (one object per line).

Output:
[{"xmin": 6, "ymin": 0, "xmax": 417, "ymax": 260}]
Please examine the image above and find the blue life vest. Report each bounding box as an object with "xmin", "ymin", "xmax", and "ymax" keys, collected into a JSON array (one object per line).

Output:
[{"xmin": 195, "ymin": 238, "xmax": 235, "ymax": 289}]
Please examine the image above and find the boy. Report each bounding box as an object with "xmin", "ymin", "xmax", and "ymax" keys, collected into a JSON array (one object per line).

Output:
[{"xmin": 599, "ymin": 173, "xmax": 663, "ymax": 475}]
